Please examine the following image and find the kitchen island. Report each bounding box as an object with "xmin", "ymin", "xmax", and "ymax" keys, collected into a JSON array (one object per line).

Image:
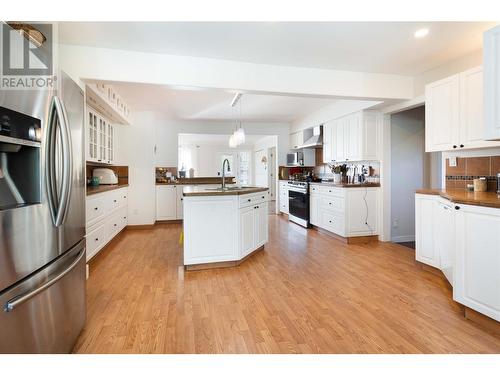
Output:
[{"xmin": 183, "ymin": 186, "xmax": 270, "ymax": 270}]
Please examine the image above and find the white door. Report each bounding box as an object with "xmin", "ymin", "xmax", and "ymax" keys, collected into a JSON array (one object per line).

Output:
[
  {"xmin": 240, "ymin": 206, "xmax": 255, "ymax": 258},
  {"xmin": 460, "ymin": 66, "xmax": 500, "ymax": 149},
  {"xmin": 415, "ymin": 194, "xmax": 439, "ymax": 267},
  {"xmin": 434, "ymin": 200, "xmax": 455, "ymax": 285},
  {"xmin": 310, "ymin": 194, "xmax": 319, "ymax": 226},
  {"xmin": 156, "ymin": 185, "xmax": 177, "ymax": 220},
  {"xmin": 454, "ymin": 204, "xmax": 500, "ymax": 322},
  {"xmin": 255, "ymin": 203, "xmax": 268, "ymax": 248},
  {"xmin": 425, "ymin": 75, "xmax": 460, "ymax": 152}
]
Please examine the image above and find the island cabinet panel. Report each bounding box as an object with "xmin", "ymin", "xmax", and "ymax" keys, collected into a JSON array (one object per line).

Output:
[
  {"xmin": 183, "ymin": 196, "xmax": 239, "ymax": 265},
  {"xmin": 240, "ymin": 206, "xmax": 256, "ymax": 258},
  {"xmin": 454, "ymin": 204, "xmax": 500, "ymax": 322},
  {"xmin": 183, "ymin": 190, "xmax": 269, "ymax": 267}
]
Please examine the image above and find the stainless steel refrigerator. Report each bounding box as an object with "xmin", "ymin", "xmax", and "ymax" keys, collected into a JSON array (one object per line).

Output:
[{"xmin": 0, "ymin": 71, "xmax": 86, "ymax": 353}]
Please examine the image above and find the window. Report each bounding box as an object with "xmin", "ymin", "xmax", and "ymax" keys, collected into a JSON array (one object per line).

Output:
[{"xmin": 238, "ymin": 151, "xmax": 251, "ymax": 186}]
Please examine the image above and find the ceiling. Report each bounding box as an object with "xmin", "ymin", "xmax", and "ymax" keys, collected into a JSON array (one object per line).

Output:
[
  {"xmin": 110, "ymin": 81, "xmax": 341, "ymax": 122},
  {"xmin": 60, "ymin": 22, "xmax": 496, "ymax": 75},
  {"xmin": 179, "ymin": 133, "xmax": 271, "ymax": 146}
]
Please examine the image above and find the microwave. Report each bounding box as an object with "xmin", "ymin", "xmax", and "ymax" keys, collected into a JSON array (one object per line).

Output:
[{"xmin": 287, "ymin": 152, "xmax": 303, "ymax": 166}]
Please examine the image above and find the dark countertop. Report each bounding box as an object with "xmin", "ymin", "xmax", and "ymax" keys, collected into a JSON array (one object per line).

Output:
[
  {"xmin": 416, "ymin": 188, "xmax": 500, "ymax": 209},
  {"xmin": 86, "ymin": 183, "xmax": 129, "ymax": 196},
  {"xmin": 156, "ymin": 177, "xmax": 236, "ymax": 185},
  {"xmin": 183, "ymin": 186, "xmax": 269, "ymax": 197}
]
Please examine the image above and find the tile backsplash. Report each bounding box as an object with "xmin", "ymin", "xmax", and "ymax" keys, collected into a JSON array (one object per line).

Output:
[{"xmin": 445, "ymin": 156, "xmax": 500, "ymax": 191}]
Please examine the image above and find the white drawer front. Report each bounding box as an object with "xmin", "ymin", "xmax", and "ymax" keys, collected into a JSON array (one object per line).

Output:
[
  {"xmin": 108, "ymin": 190, "xmax": 121, "ymax": 212},
  {"xmin": 86, "ymin": 194, "xmax": 108, "ymax": 226},
  {"xmin": 106, "ymin": 210, "xmax": 123, "ymax": 239},
  {"xmin": 239, "ymin": 192, "xmax": 268, "ymax": 208},
  {"xmin": 117, "ymin": 187, "xmax": 128, "ymax": 207},
  {"xmin": 321, "ymin": 210, "xmax": 345, "ymax": 236},
  {"xmin": 86, "ymin": 223, "xmax": 106, "ymax": 261},
  {"xmin": 319, "ymin": 185, "xmax": 344, "ymax": 197},
  {"xmin": 320, "ymin": 195, "xmax": 345, "ymax": 214},
  {"xmin": 309, "ymin": 185, "xmax": 320, "ymax": 195}
]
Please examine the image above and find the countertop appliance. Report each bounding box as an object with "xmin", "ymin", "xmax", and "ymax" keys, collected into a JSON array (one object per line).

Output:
[
  {"xmin": 93, "ymin": 168, "xmax": 118, "ymax": 184},
  {"xmin": 288, "ymin": 180, "xmax": 309, "ymax": 227},
  {"xmin": 0, "ymin": 70, "xmax": 86, "ymax": 353}
]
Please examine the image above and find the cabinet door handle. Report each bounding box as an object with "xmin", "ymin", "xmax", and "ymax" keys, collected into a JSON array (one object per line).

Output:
[
  {"xmin": 114, "ymin": 223, "xmax": 117, "ymax": 227},
  {"xmin": 455, "ymin": 206, "xmax": 460, "ymax": 210},
  {"xmin": 329, "ymin": 202, "xmax": 332, "ymax": 205},
  {"xmin": 248, "ymin": 199, "xmax": 251, "ymax": 202},
  {"xmin": 123, "ymin": 216, "xmax": 126, "ymax": 219},
  {"xmin": 95, "ymin": 237, "xmax": 99, "ymax": 241},
  {"xmin": 94, "ymin": 207, "xmax": 98, "ymax": 211},
  {"xmin": 460, "ymin": 144, "xmax": 464, "ymax": 148},
  {"xmin": 453, "ymin": 145, "xmax": 457, "ymax": 149}
]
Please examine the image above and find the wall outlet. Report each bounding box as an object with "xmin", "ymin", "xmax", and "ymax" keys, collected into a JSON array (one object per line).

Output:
[
  {"xmin": 449, "ymin": 157, "xmax": 457, "ymax": 167},
  {"xmin": 392, "ymin": 219, "xmax": 399, "ymax": 228}
]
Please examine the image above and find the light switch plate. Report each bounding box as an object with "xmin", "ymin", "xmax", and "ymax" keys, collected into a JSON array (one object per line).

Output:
[{"xmin": 449, "ymin": 157, "xmax": 457, "ymax": 167}]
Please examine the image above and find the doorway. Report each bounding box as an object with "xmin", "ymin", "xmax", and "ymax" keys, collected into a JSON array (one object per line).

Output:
[{"xmin": 390, "ymin": 106, "xmax": 441, "ymax": 248}]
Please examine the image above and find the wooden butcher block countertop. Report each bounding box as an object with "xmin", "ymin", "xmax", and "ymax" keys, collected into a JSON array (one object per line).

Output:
[{"xmin": 416, "ymin": 188, "xmax": 500, "ymax": 209}]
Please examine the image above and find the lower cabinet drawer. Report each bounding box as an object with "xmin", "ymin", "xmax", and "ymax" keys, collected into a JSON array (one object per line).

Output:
[
  {"xmin": 106, "ymin": 211, "xmax": 123, "ymax": 239},
  {"xmin": 86, "ymin": 223, "xmax": 106, "ymax": 261},
  {"xmin": 321, "ymin": 195, "xmax": 345, "ymax": 214},
  {"xmin": 239, "ymin": 192, "xmax": 268, "ymax": 208},
  {"xmin": 320, "ymin": 210, "xmax": 345, "ymax": 236},
  {"xmin": 86, "ymin": 194, "xmax": 107, "ymax": 225}
]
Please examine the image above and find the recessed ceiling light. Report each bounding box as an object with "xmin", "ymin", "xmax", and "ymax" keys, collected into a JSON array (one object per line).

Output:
[{"xmin": 414, "ymin": 28, "xmax": 429, "ymax": 39}]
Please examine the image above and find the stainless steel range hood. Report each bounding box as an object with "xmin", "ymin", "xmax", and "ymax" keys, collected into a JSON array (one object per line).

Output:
[{"xmin": 301, "ymin": 126, "xmax": 323, "ymax": 148}]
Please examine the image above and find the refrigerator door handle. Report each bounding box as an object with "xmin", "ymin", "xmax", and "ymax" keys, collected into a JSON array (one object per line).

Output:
[
  {"xmin": 45, "ymin": 96, "xmax": 59, "ymax": 225},
  {"xmin": 3, "ymin": 246, "xmax": 85, "ymax": 313},
  {"xmin": 54, "ymin": 98, "xmax": 72, "ymax": 227}
]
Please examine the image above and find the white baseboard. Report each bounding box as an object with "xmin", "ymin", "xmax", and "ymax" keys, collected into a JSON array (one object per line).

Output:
[{"xmin": 391, "ymin": 235, "xmax": 415, "ymax": 243}]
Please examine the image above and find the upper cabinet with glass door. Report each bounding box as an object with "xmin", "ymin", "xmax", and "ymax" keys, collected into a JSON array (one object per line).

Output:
[{"xmin": 86, "ymin": 106, "xmax": 114, "ymax": 164}]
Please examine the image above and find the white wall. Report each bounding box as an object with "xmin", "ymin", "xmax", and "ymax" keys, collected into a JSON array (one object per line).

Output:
[
  {"xmin": 114, "ymin": 111, "xmax": 158, "ymax": 226},
  {"xmin": 155, "ymin": 120, "xmax": 289, "ymax": 168},
  {"xmin": 413, "ymin": 49, "xmax": 482, "ymax": 97},
  {"xmin": 390, "ymin": 107, "xmax": 426, "ymax": 242}
]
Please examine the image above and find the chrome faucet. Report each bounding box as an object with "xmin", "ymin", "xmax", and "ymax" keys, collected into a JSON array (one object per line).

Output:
[{"xmin": 222, "ymin": 158, "xmax": 231, "ymax": 190}]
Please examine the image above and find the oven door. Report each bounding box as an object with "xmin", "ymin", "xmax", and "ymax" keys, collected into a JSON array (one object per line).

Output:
[{"xmin": 288, "ymin": 188, "xmax": 309, "ymax": 227}]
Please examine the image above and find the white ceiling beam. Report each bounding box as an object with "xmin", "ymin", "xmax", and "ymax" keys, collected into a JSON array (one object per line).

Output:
[{"xmin": 60, "ymin": 44, "xmax": 414, "ymax": 101}]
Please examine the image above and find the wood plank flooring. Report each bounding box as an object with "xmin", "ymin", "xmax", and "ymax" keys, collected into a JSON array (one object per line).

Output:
[{"xmin": 73, "ymin": 215, "xmax": 500, "ymax": 353}]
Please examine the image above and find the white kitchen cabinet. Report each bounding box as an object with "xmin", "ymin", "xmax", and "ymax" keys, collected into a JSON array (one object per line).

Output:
[
  {"xmin": 322, "ymin": 122, "xmax": 333, "ymax": 163},
  {"xmin": 240, "ymin": 206, "xmax": 255, "ymax": 258},
  {"xmin": 484, "ymin": 25, "xmax": 500, "ymax": 141},
  {"xmin": 309, "ymin": 193, "xmax": 320, "ymax": 226},
  {"xmin": 454, "ymin": 203, "xmax": 500, "ymax": 322},
  {"xmin": 156, "ymin": 185, "xmax": 177, "ymax": 220},
  {"xmin": 434, "ymin": 199, "xmax": 455, "ymax": 285},
  {"xmin": 425, "ymin": 75, "xmax": 460, "ymax": 152},
  {"xmin": 426, "ymin": 66, "xmax": 500, "ymax": 151},
  {"xmin": 85, "ymin": 187, "xmax": 128, "ymax": 262},
  {"xmin": 323, "ymin": 111, "xmax": 381, "ymax": 163},
  {"xmin": 309, "ymin": 184, "xmax": 379, "ymax": 238},
  {"xmin": 176, "ymin": 185, "xmax": 185, "ymax": 219},
  {"xmin": 255, "ymin": 203, "xmax": 269, "ymax": 248},
  {"xmin": 86, "ymin": 106, "xmax": 115, "ymax": 164},
  {"xmin": 279, "ymin": 181, "xmax": 289, "ymax": 214},
  {"xmin": 183, "ymin": 191, "xmax": 269, "ymax": 265},
  {"xmin": 289, "ymin": 131, "xmax": 305, "ymax": 149},
  {"xmin": 415, "ymin": 193, "xmax": 440, "ymax": 268}
]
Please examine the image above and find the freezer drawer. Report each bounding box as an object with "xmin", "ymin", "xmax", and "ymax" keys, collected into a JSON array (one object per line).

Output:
[{"xmin": 0, "ymin": 240, "xmax": 86, "ymax": 353}]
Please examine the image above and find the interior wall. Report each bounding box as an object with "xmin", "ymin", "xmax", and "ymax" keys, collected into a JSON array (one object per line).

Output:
[{"xmin": 390, "ymin": 106, "xmax": 426, "ymax": 243}]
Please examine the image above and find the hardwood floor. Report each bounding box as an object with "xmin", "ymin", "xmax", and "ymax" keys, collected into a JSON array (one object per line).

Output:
[{"xmin": 73, "ymin": 216, "xmax": 500, "ymax": 354}]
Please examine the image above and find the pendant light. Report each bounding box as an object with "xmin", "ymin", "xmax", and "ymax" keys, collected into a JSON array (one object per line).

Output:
[
  {"xmin": 228, "ymin": 92, "xmax": 246, "ymax": 147},
  {"xmin": 234, "ymin": 95, "xmax": 246, "ymax": 145}
]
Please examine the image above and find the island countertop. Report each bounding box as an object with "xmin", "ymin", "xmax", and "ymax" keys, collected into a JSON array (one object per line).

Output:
[
  {"xmin": 183, "ymin": 186, "xmax": 269, "ymax": 197},
  {"xmin": 416, "ymin": 188, "xmax": 500, "ymax": 209}
]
